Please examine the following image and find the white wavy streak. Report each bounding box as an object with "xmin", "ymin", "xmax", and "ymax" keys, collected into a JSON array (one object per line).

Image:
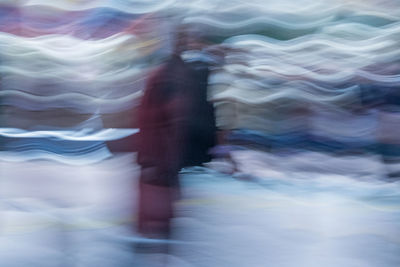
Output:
[
  {"xmin": 0, "ymin": 65, "xmax": 148, "ymax": 83},
  {"xmin": 219, "ymin": 67, "xmax": 290, "ymax": 85},
  {"xmin": 208, "ymin": 71, "xmax": 238, "ymax": 84},
  {"xmin": 184, "ymin": 12, "xmax": 400, "ymax": 34},
  {"xmin": 208, "ymin": 1, "xmax": 340, "ymax": 17},
  {"xmin": 23, "ymin": 0, "xmax": 176, "ymax": 13},
  {"xmin": 226, "ymin": 50, "xmax": 372, "ymax": 71},
  {"xmin": 0, "ymin": 75, "xmax": 147, "ymax": 97},
  {"xmin": 274, "ymin": 82, "xmax": 360, "ymax": 96},
  {"xmin": 225, "ymin": 63, "xmax": 354, "ymax": 80},
  {"xmin": 173, "ymin": 0, "xmax": 227, "ymax": 13},
  {"xmin": 227, "ymin": 49, "xmax": 396, "ymax": 76},
  {"xmin": 221, "ymin": 64, "xmax": 291, "ymax": 81},
  {"xmin": 340, "ymin": 10, "xmax": 400, "ymax": 23},
  {"xmin": 244, "ymin": 36, "xmax": 400, "ymax": 59},
  {"xmin": 227, "ymin": 30, "xmax": 399, "ymax": 46},
  {"xmin": 234, "ymin": 47, "xmax": 362, "ymax": 62},
  {"xmin": 0, "ymin": 32, "xmax": 133, "ymax": 51},
  {"xmin": 0, "ymin": 34, "xmax": 156, "ymax": 69},
  {"xmin": 232, "ymin": 45, "xmax": 396, "ymax": 67},
  {"xmin": 1, "ymin": 65, "xmax": 150, "ymax": 83},
  {"xmin": 0, "ymin": 20, "xmax": 114, "ymax": 38},
  {"xmin": 75, "ymin": 66, "xmax": 151, "ymax": 83},
  {"xmin": 248, "ymin": 56, "xmax": 373, "ymax": 73},
  {"xmin": 1, "ymin": 99, "xmax": 137, "ymax": 113},
  {"xmin": 0, "ymin": 50, "xmax": 151, "ymax": 76},
  {"xmin": 276, "ymin": 51, "xmax": 378, "ymax": 67},
  {"xmin": 0, "ymin": 52, "xmax": 153, "ymax": 80},
  {"xmin": 247, "ymin": 47, "xmax": 400, "ymax": 71},
  {"xmin": 0, "ymin": 87, "xmax": 143, "ymax": 101},
  {"xmin": 0, "ymin": 63, "xmax": 137, "ymax": 82},
  {"xmin": 32, "ymin": 39, "xmax": 155, "ymax": 63},
  {"xmin": 212, "ymin": 87, "xmax": 357, "ymax": 106},
  {"xmin": 364, "ymin": 49, "xmax": 400, "ymax": 64},
  {"xmin": 225, "ymin": 64, "xmax": 400, "ymax": 84},
  {"xmin": 5, "ymin": 9, "xmax": 152, "ymax": 34},
  {"xmin": 22, "ymin": 0, "xmax": 326, "ymax": 17},
  {"xmin": 222, "ymin": 86, "xmax": 359, "ymax": 105},
  {"xmin": 226, "ymin": 35, "xmax": 396, "ymax": 53},
  {"xmin": 0, "ymin": 148, "xmax": 112, "ymax": 166},
  {"xmin": 229, "ymin": 78, "xmax": 281, "ymax": 90},
  {"xmin": 220, "ymin": 76, "xmax": 305, "ymax": 93},
  {"xmin": 183, "ymin": 15, "xmax": 337, "ymax": 30},
  {"xmin": 210, "ymin": 74, "xmax": 360, "ymax": 96},
  {"xmin": 0, "ymin": 34, "xmax": 156, "ymax": 67},
  {"xmin": 320, "ymin": 21, "xmax": 400, "ymax": 38},
  {"xmin": 343, "ymin": 2, "xmax": 400, "ymax": 17},
  {"xmin": 272, "ymin": 1, "xmax": 400, "ymax": 18},
  {"xmin": 0, "ymin": 89, "xmax": 140, "ymax": 107},
  {"xmin": 271, "ymin": 69, "xmax": 399, "ymax": 84},
  {"xmin": 212, "ymin": 76, "xmax": 319, "ymax": 93},
  {"xmin": 0, "ymin": 33, "xmax": 139, "ymax": 59},
  {"xmin": 11, "ymin": 0, "xmax": 400, "ymax": 19},
  {"xmin": 0, "ymin": 90, "xmax": 143, "ymax": 113},
  {"xmin": 0, "ymin": 53, "xmax": 134, "ymax": 72},
  {"xmin": 0, "ymin": 128, "xmax": 138, "ymax": 141},
  {"xmin": 1, "ymin": 45, "xmax": 130, "ymax": 65},
  {"xmin": 357, "ymin": 70, "xmax": 400, "ymax": 83},
  {"xmin": 215, "ymin": 0, "xmax": 400, "ymax": 21},
  {"xmin": 23, "ymin": 0, "xmax": 176, "ymax": 14},
  {"xmin": 255, "ymin": 30, "xmax": 400, "ymax": 56},
  {"xmin": 286, "ymin": 81, "xmax": 359, "ymax": 94}
]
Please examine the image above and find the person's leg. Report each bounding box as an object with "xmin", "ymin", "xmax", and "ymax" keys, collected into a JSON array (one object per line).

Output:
[
  {"xmin": 136, "ymin": 181, "xmax": 175, "ymax": 259},
  {"xmin": 137, "ymin": 182, "xmax": 174, "ymax": 238}
]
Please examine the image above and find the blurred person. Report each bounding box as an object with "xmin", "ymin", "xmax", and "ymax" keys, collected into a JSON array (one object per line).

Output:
[
  {"xmin": 359, "ymin": 83, "xmax": 400, "ymax": 179},
  {"xmin": 135, "ymin": 24, "xmax": 217, "ymax": 241},
  {"xmin": 377, "ymin": 86, "xmax": 400, "ymax": 179}
]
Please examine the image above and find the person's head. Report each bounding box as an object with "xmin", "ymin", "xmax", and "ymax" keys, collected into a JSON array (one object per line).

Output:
[{"xmin": 173, "ymin": 24, "xmax": 209, "ymax": 55}]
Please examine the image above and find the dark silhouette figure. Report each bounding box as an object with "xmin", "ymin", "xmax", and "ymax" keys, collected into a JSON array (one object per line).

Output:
[{"xmin": 136, "ymin": 27, "xmax": 216, "ymax": 239}]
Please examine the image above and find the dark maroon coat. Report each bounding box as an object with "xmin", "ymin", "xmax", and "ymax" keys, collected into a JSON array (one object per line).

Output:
[{"xmin": 137, "ymin": 55, "xmax": 216, "ymax": 187}]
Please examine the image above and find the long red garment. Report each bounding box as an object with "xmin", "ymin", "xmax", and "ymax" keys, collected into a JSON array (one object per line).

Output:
[
  {"xmin": 137, "ymin": 55, "xmax": 190, "ymax": 186},
  {"xmin": 136, "ymin": 54, "xmax": 217, "ymax": 236},
  {"xmin": 136, "ymin": 55, "xmax": 190, "ymax": 236}
]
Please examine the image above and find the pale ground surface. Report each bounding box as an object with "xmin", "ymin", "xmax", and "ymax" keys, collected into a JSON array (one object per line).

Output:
[{"xmin": 0, "ymin": 151, "xmax": 399, "ymax": 267}]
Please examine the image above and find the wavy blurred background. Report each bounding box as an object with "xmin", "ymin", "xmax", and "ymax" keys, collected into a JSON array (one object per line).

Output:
[{"xmin": 0, "ymin": 0, "xmax": 400, "ymax": 266}]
